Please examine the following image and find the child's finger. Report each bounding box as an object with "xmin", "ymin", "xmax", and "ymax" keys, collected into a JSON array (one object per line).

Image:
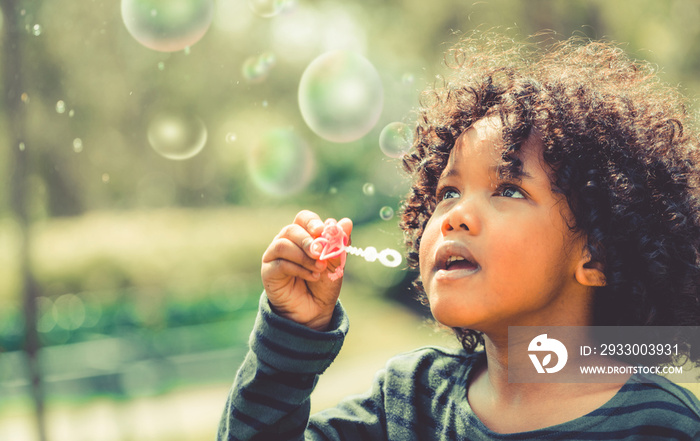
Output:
[
  {"xmin": 337, "ymin": 217, "xmax": 353, "ymax": 244},
  {"xmin": 263, "ymin": 235, "xmax": 325, "ymax": 273},
  {"xmin": 274, "ymin": 223, "xmax": 328, "ymax": 262},
  {"xmin": 293, "ymin": 210, "xmax": 326, "ymax": 237},
  {"xmin": 262, "ymin": 257, "xmax": 321, "ymax": 283}
]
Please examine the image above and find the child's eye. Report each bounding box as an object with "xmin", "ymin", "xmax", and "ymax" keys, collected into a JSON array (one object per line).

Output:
[
  {"xmin": 496, "ymin": 185, "xmax": 525, "ymax": 199},
  {"xmin": 438, "ymin": 187, "xmax": 460, "ymax": 201}
]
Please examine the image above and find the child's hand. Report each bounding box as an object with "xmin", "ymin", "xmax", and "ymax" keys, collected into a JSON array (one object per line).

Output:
[{"xmin": 261, "ymin": 210, "xmax": 353, "ymax": 331}]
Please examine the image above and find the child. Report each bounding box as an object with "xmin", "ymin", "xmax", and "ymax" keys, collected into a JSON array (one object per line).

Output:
[{"xmin": 218, "ymin": 34, "xmax": 700, "ymax": 440}]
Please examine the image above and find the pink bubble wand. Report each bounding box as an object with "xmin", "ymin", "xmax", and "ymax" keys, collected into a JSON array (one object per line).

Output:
[{"xmin": 311, "ymin": 219, "xmax": 403, "ymax": 281}]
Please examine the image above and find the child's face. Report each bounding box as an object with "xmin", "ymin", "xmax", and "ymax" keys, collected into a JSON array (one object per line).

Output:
[{"xmin": 418, "ymin": 117, "xmax": 593, "ymax": 333}]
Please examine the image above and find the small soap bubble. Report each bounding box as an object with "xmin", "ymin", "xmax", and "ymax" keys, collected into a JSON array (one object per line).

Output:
[
  {"xmin": 362, "ymin": 182, "xmax": 375, "ymax": 196},
  {"xmin": 401, "ymin": 73, "xmax": 415, "ymax": 85},
  {"xmin": 379, "ymin": 122, "xmax": 413, "ymax": 158},
  {"xmin": 184, "ymin": 46, "xmax": 191, "ymax": 55},
  {"xmin": 298, "ymin": 50, "xmax": 383, "ymax": 143},
  {"xmin": 260, "ymin": 51, "xmax": 276, "ymax": 67},
  {"xmin": 242, "ymin": 52, "xmax": 276, "ymax": 83},
  {"xmin": 73, "ymin": 138, "xmax": 83, "ymax": 153},
  {"xmin": 55, "ymin": 100, "xmax": 66, "ymax": 114},
  {"xmin": 19, "ymin": 142, "xmax": 25, "ymax": 151},
  {"xmin": 242, "ymin": 57, "xmax": 266, "ymax": 83},
  {"xmin": 68, "ymin": 109, "xmax": 75, "ymax": 118},
  {"xmin": 379, "ymin": 206, "xmax": 394, "ymax": 221},
  {"xmin": 121, "ymin": 0, "xmax": 215, "ymax": 52},
  {"xmin": 225, "ymin": 132, "xmax": 237, "ymax": 143},
  {"xmin": 247, "ymin": 128, "xmax": 314, "ymax": 196},
  {"xmin": 248, "ymin": 0, "xmax": 289, "ymax": 17},
  {"xmin": 157, "ymin": 61, "xmax": 165, "ymax": 71},
  {"xmin": 329, "ymin": 186, "xmax": 338, "ymax": 195},
  {"xmin": 102, "ymin": 173, "xmax": 110, "ymax": 183},
  {"xmin": 32, "ymin": 24, "xmax": 42, "ymax": 36},
  {"xmin": 147, "ymin": 111, "xmax": 208, "ymax": 160}
]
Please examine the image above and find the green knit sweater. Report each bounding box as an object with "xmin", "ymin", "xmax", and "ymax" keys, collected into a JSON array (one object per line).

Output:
[{"xmin": 217, "ymin": 294, "xmax": 700, "ymax": 440}]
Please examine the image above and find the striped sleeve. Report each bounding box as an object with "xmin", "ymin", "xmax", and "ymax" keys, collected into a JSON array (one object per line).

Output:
[{"xmin": 217, "ymin": 292, "xmax": 349, "ymax": 441}]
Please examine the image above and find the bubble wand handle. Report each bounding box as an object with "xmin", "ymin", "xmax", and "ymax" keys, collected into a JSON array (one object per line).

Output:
[{"xmin": 311, "ymin": 219, "xmax": 403, "ymax": 280}]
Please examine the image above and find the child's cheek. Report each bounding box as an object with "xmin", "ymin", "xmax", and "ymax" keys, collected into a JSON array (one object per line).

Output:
[{"xmin": 418, "ymin": 218, "xmax": 441, "ymax": 277}]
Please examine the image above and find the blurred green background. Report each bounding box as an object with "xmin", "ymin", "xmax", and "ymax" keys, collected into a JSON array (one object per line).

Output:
[{"xmin": 0, "ymin": 0, "xmax": 699, "ymax": 440}]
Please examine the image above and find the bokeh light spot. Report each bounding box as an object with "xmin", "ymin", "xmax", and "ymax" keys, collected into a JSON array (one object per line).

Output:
[
  {"xmin": 36, "ymin": 297, "xmax": 56, "ymax": 333},
  {"xmin": 247, "ymin": 128, "xmax": 314, "ymax": 196},
  {"xmin": 121, "ymin": 0, "xmax": 215, "ymax": 52},
  {"xmin": 298, "ymin": 50, "xmax": 383, "ymax": 143},
  {"xmin": 147, "ymin": 111, "xmax": 208, "ymax": 160},
  {"xmin": 54, "ymin": 294, "xmax": 86, "ymax": 331},
  {"xmin": 379, "ymin": 122, "xmax": 413, "ymax": 158},
  {"xmin": 362, "ymin": 182, "xmax": 375, "ymax": 196}
]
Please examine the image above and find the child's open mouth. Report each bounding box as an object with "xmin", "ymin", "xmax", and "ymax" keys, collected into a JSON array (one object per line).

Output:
[
  {"xmin": 444, "ymin": 255, "xmax": 479, "ymax": 271},
  {"xmin": 434, "ymin": 242, "xmax": 481, "ymax": 277}
]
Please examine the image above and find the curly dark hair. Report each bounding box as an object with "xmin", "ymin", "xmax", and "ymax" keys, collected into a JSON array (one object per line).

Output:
[{"xmin": 400, "ymin": 33, "xmax": 700, "ymax": 366}]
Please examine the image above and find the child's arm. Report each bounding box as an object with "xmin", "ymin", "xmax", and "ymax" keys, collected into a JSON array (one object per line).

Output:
[{"xmin": 218, "ymin": 210, "xmax": 366, "ymax": 440}]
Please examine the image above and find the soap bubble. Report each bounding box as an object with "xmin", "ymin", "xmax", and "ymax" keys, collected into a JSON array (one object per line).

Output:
[
  {"xmin": 248, "ymin": 0, "xmax": 289, "ymax": 17},
  {"xmin": 379, "ymin": 122, "xmax": 413, "ymax": 158},
  {"xmin": 379, "ymin": 206, "xmax": 394, "ymax": 220},
  {"xmin": 147, "ymin": 111, "xmax": 207, "ymax": 160},
  {"xmin": 121, "ymin": 0, "xmax": 215, "ymax": 52},
  {"xmin": 56, "ymin": 100, "xmax": 66, "ymax": 114},
  {"xmin": 73, "ymin": 138, "xmax": 83, "ymax": 153},
  {"xmin": 298, "ymin": 50, "xmax": 383, "ymax": 143},
  {"xmin": 362, "ymin": 182, "xmax": 375, "ymax": 196},
  {"xmin": 248, "ymin": 128, "xmax": 314, "ymax": 196},
  {"xmin": 32, "ymin": 24, "xmax": 42, "ymax": 36},
  {"xmin": 401, "ymin": 73, "xmax": 414, "ymax": 85},
  {"xmin": 242, "ymin": 52, "xmax": 276, "ymax": 83}
]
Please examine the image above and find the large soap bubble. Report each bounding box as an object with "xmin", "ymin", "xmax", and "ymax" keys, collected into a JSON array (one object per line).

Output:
[
  {"xmin": 379, "ymin": 122, "xmax": 413, "ymax": 158},
  {"xmin": 147, "ymin": 111, "xmax": 208, "ymax": 160},
  {"xmin": 298, "ymin": 50, "xmax": 383, "ymax": 143},
  {"xmin": 248, "ymin": 128, "xmax": 314, "ymax": 195},
  {"xmin": 121, "ymin": 0, "xmax": 215, "ymax": 52}
]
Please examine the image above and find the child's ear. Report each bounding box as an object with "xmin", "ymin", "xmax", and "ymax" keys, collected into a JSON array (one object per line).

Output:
[{"xmin": 575, "ymin": 257, "xmax": 606, "ymax": 287}]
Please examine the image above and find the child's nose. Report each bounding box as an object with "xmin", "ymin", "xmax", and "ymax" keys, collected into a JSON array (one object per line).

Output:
[{"xmin": 440, "ymin": 197, "xmax": 480, "ymax": 236}]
